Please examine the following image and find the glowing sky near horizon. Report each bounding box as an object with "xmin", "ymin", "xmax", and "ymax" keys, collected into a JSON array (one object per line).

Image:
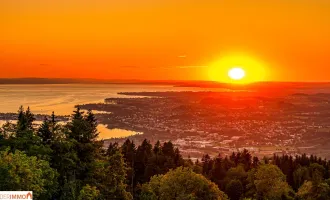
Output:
[{"xmin": 0, "ymin": 0, "xmax": 329, "ymax": 81}]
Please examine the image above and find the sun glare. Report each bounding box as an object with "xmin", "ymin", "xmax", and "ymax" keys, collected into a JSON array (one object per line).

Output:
[
  {"xmin": 208, "ymin": 54, "xmax": 266, "ymax": 83},
  {"xmin": 228, "ymin": 68, "xmax": 245, "ymax": 80}
]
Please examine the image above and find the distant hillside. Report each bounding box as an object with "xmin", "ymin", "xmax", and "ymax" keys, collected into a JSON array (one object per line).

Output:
[
  {"xmin": 0, "ymin": 78, "xmax": 229, "ymax": 86},
  {"xmin": 0, "ymin": 78, "xmax": 185, "ymax": 85},
  {"xmin": 1, "ymin": 78, "xmax": 330, "ymax": 91},
  {"xmin": 0, "ymin": 78, "xmax": 80, "ymax": 84}
]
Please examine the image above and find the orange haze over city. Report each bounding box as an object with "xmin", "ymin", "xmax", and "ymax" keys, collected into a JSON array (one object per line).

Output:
[{"xmin": 1, "ymin": 0, "xmax": 329, "ymax": 82}]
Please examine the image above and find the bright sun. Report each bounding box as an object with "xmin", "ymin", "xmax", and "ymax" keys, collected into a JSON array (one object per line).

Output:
[
  {"xmin": 228, "ymin": 67, "xmax": 245, "ymax": 80},
  {"xmin": 208, "ymin": 54, "xmax": 266, "ymax": 83}
]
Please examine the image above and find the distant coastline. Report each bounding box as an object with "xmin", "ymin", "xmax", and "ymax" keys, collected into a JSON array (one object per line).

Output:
[
  {"xmin": 0, "ymin": 78, "xmax": 195, "ymax": 85},
  {"xmin": 1, "ymin": 78, "xmax": 330, "ymax": 90}
]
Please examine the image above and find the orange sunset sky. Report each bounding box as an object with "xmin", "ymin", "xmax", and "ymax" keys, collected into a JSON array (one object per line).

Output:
[{"xmin": 1, "ymin": 0, "xmax": 329, "ymax": 82}]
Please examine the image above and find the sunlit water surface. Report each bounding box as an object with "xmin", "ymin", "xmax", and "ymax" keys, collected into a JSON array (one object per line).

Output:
[
  {"xmin": 0, "ymin": 120, "xmax": 141, "ymax": 139},
  {"xmin": 0, "ymin": 84, "xmax": 219, "ymax": 138},
  {"xmin": 0, "ymin": 84, "xmax": 221, "ymax": 115}
]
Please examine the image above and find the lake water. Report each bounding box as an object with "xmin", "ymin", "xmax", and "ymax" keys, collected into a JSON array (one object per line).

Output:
[
  {"xmin": 0, "ymin": 120, "xmax": 142, "ymax": 139},
  {"xmin": 0, "ymin": 84, "xmax": 214, "ymax": 138},
  {"xmin": 0, "ymin": 84, "xmax": 216, "ymax": 115}
]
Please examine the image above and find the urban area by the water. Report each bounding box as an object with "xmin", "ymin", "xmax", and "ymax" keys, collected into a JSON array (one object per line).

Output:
[{"xmin": 2, "ymin": 85, "xmax": 330, "ymax": 160}]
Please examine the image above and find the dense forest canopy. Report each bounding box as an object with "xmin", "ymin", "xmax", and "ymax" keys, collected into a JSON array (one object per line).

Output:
[{"xmin": 0, "ymin": 106, "xmax": 329, "ymax": 199}]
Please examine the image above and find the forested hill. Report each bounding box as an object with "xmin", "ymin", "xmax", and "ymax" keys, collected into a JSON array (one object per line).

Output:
[{"xmin": 0, "ymin": 107, "xmax": 330, "ymax": 199}]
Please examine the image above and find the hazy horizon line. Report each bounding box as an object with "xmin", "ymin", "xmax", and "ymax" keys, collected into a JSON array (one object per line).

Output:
[{"xmin": 0, "ymin": 77, "xmax": 330, "ymax": 84}]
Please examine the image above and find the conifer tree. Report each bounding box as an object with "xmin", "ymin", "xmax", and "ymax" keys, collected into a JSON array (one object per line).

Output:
[
  {"xmin": 92, "ymin": 151, "xmax": 132, "ymax": 200},
  {"xmin": 50, "ymin": 111, "xmax": 60, "ymax": 136},
  {"xmin": 51, "ymin": 137, "xmax": 79, "ymax": 200},
  {"xmin": 144, "ymin": 141, "xmax": 164, "ymax": 180},
  {"xmin": 106, "ymin": 142, "xmax": 119, "ymax": 156},
  {"xmin": 202, "ymin": 154, "xmax": 212, "ymax": 176},
  {"xmin": 153, "ymin": 141, "xmax": 161, "ymax": 155},
  {"xmin": 135, "ymin": 139, "xmax": 153, "ymax": 184},
  {"xmin": 121, "ymin": 139, "xmax": 136, "ymax": 194},
  {"xmin": 65, "ymin": 108, "xmax": 104, "ymax": 198},
  {"xmin": 16, "ymin": 106, "xmax": 34, "ymax": 135},
  {"xmin": 68, "ymin": 107, "xmax": 86, "ymax": 141},
  {"xmin": 37, "ymin": 117, "xmax": 52, "ymax": 144},
  {"xmin": 25, "ymin": 107, "xmax": 35, "ymax": 130},
  {"xmin": 174, "ymin": 147, "xmax": 184, "ymax": 167},
  {"xmin": 85, "ymin": 110, "xmax": 99, "ymax": 142},
  {"xmin": 293, "ymin": 166, "xmax": 310, "ymax": 191},
  {"xmin": 210, "ymin": 156, "xmax": 226, "ymax": 187}
]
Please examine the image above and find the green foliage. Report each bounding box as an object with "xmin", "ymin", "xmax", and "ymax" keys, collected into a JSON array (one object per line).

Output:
[
  {"xmin": 225, "ymin": 165, "xmax": 247, "ymax": 184},
  {"xmin": 119, "ymin": 139, "xmax": 185, "ymax": 198},
  {"xmin": 0, "ymin": 107, "xmax": 52, "ymax": 160},
  {"xmin": 37, "ymin": 117, "xmax": 53, "ymax": 144},
  {"xmin": 17, "ymin": 106, "xmax": 32, "ymax": 133},
  {"xmin": 192, "ymin": 159, "xmax": 203, "ymax": 174},
  {"xmin": 296, "ymin": 181, "xmax": 313, "ymax": 200},
  {"xmin": 140, "ymin": 167, "xmax": 228, "ymax": 200},
  {"xmin": 293, "ymin": 166, "xmax": 310, "ymax": 190},
  {"xmin": 135, "ymin": 139, "xmax": 153, "ymax": 184},
  {"xmin": 106, "ymin": 141, "xmax": 119, "ymax": 156},
  {"xmin": 121, "ymin": 139, "xmax": 137, "ymax": 193},
  {"xmin": 0, "ymin": 149, "xmax": 58, "ymax": 199},
  {"xmin": 0, "ymin": 121, "xmax": 16, "ymax": 139},
  {"xmin": 297, "ymin": 181, "xmax": 330, "ymax": 200},
  {"xmin": 67, "ymin": 107, "xmax": 100, "ymax": 145},
  {"xmin": 60, "ymin": 179, "xmax": 79, "ymax": 200},
  {"xmin": 78, "ymin": 184, "xmax": 100, "ymax": 200},
  {"xmin": 230, "ymin": 150, "xmax": 253, "ymax": 171},
  {"xmin": 0, "ymin": 107, "xmax": 108, "ymax": 199},
  {"xmin": 91, "ymin": 151, "xmax": 132, "ymax": 200},
  {"xmin": 309, "ymin": 163, "xmax": 326, "ymax": 184},
  {"xmin": 3, "ymin": 106, "xmax": 330, "ymax": 200},
  {"xmin": 53, "ymin": 108, "xmax": 104, "ymax": 199},
  {"xmin": 254, "ymin": 164, "xmax": 294, "ymax": 200},
  {"xmin": 245, "ymin": 168, "xmax": 257, "ymax": 198},
  {"xmin": 295, "ymin": 163, "xmax": 330, "ymax": 200},
  {"xmin": 206, "ymin": 152, "xmax": 253, "ymax": 191},
  {"xmin": 326, "ymin": 178, "xmax": 330, "ymax": 186},
  {"xmin": 51, "ymin": 138, "xmax": 80, "ymax": 199},
  {"xmin": 225, "ymin": 180, "xmax": 243, "ymax": 200}
]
